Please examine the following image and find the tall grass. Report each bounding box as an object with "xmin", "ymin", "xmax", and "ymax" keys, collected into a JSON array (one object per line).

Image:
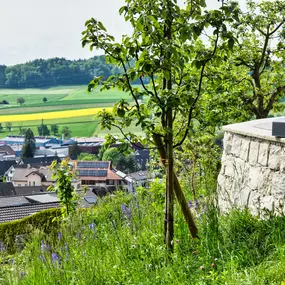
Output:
[{"xmin": 1, "ymin": 184, "xmax": 285, "ymax": 284}]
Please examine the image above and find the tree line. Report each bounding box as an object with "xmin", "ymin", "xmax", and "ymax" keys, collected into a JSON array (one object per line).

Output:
[{"xmin": 0, "ymin": 56, "xmax": 121, "ymax": 88}]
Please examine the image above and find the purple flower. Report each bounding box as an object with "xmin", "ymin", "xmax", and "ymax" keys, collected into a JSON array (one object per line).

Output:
[
  {"xmin": 121, "ymin": 204, "xmax": 132, "ymax": 219},
  {"xmin": 51, "ymin": 253, "xmax": 60, "ymax": 263},
  {"xmin": 88, "ymin": 222, "xmax": 96, "ymax": 230},
  {"xmin": 65, "ymin": 243, "xmax": 69, "ymax": 252},
  {"xmin": 58, "ymin": 232, "xmax": 62, "ymax": 240},
  {"xmin": 41, "ymin": 240, "xmax": 50, "ymax": 252},
  {"xmin": 20, "ymin": 271, "xmax": 25, "ymax": 279},
  {"xmin": 188, "ymin": 201, "xmax": 193, "ymax": 208}
]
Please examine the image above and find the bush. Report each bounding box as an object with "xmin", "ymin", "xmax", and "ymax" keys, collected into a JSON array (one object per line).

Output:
[{"xmin": 0, "ymin": 208, "xmax": 61, "ymax": 252}]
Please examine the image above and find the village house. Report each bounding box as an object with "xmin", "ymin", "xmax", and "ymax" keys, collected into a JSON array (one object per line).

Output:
[
  {"xmin": 6, "ymin": 164, "xmax": 81, "ymax": 190},
  {"xmin": 76, "ymin": 161, "xmax": 125, "ymax": 188}
]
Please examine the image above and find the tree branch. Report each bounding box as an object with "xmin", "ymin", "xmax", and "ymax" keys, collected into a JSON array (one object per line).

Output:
[
  {"xmin": 265, "ymin": 85, "xmax": 285, "ymax": 114},
  {"xmin": 174, "ymin": 32, "xmax": 219, "ymax": 148}
]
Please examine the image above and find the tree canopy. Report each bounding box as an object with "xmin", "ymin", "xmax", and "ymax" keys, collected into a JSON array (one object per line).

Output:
[
  {"xmin": 0, "ymin": 56, "xmax": 121, "ymax": 88},
  {"xmin": 210, "ymin": 0, "xmax": 285, "ymax": 120}
]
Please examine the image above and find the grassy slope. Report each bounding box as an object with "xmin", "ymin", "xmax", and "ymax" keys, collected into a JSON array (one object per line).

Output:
[{"xmin": 1, "ymin": 189, "xmax": 285, "ymax": 284}]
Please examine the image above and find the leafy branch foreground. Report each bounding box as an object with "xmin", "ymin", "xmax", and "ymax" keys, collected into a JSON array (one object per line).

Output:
[{"xmin": 1, "ymin": 189, "xmax": 285, "ymax": 284}]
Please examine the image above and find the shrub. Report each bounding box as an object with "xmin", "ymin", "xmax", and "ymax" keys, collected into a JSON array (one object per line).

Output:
[{"xmin": 0, "ymin": 208, "xmax": 61, "ymax": 251}]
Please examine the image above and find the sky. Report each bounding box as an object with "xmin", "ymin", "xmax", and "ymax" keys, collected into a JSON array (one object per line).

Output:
[{"xmin": 0, "ymin": 0, "xmax": 245, "ymax": 66}]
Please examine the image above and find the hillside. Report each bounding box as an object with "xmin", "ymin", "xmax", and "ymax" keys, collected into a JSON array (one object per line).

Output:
[{"xmin": 0, "ymin": 56, "xmax": 121, "ymax": 88}]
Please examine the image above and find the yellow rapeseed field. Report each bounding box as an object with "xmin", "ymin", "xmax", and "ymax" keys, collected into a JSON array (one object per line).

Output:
[{"xmin": 0, "ymin": 107, "xmax": 113, "ymax": 123}]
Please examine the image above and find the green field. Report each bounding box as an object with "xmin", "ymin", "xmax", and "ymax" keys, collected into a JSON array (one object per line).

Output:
[{"xmin": 0, "ymin": 85, "xmax": 143, "ymax": 138}]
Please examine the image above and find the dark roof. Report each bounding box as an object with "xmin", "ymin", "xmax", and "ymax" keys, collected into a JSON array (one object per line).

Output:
[
  {"xmin": 14, "ymin": 186, "xmax": 48, "ymax": 196},
  {"xmin": 21, "ymin": 156, "xmax": 61, "ymax": 166},
  {"xmin": 0, "ymin": 145, "xmax": 16, "ymax": 155},
  {"xmin": 0, "ymin": 160, "xmax": 16, "ymax": 176},
  {"xmin": 0, "ymin": 196, "xmax": 30, "ymax": 208},
  {"xmin": 0, "ymin": 182, "xmax": 16, "ymax": 197},
  {"xmin": 0, "ymin": 202, "xmax": 60, "ymax": 223}
]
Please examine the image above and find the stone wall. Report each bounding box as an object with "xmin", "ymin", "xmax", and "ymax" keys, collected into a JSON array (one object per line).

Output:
[{"xmin": 218, "ymin": 127, "xmax": 285, "ymax": 215}]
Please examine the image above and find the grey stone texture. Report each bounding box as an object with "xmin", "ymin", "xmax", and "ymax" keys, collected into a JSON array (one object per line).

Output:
[{"xmin": 218, "ymin": 128, "xmax": 285, "ymax": 216}]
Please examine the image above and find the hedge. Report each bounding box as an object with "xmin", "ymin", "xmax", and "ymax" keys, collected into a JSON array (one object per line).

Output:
[{"xmin": 0, "ymin": 208, "xmax": 61, "ymax": 251}]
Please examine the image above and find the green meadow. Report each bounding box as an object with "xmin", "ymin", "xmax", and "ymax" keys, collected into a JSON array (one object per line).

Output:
[{"xmin": 0, "ymin": 85, "xmax": 143, "ymax": 138}]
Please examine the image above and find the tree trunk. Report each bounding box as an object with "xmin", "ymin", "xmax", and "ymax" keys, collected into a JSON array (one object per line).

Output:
[
  {"xmin": 165, "ymin": 107, "xmax": 174, "ymax": 252},
  {"xmin": 153, "ymin": 134, "xmax": 198, "ymax": 239}
]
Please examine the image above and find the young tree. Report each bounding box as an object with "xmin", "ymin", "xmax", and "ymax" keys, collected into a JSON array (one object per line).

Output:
[
  {"xmin": 38, "ymin": 124, "xmax": 50, "ymax": 136},
  {"xmin": 51, "ymin": 124, "xmax": 59, "ymax": 136},
  {"xmin": 213, "ymin": 0, "xmax": 285, "ymax": 119},
  {"xmin": 82, "ymin": 0, "xmax": 238, "ymax": 250},
  {"xmin": 17, "ymin": 97, "xmax": 25, "ymax": 105},
  {"xmin": 48, "ymin": 158, "xmax": 79, "ymax": 217},
  {"xmin": 43, "ymin": 97, "xmax": 47, "ymax": 103},
  {"xmin": 5, "ymin": 122, "xmax": 12, "ymax": 132},
  {"xmin": 61, "ymin": 126, "xmax": 71, "ymax": 139},
  {"xmin": 21, "ymin": 128, "xmax": 36, "ymax": 158}
]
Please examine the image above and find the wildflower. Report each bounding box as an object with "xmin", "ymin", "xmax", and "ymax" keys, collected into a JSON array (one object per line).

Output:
[
  {"xmin": 41, "ymin": 240, "xmax": 50, "ymax": 252},
  {"xmin": 65, "ymin": 243, "xmax": 69, "ymax": 252},
  {"xmin": 20, "ymin": 272, "xmax": 25, "ymax": 279},
  {"xmin": 51, "ymin": 253, "xmax": 60, "ymax": 263},
  {"xmin": 214, "ymin": 258, "xmax": 218, "ymax": 261},
  {"xmin": 176, "ymin": 239, "xmax": 180, "ymax": 244},
  {"xmin": 88, "ymin": 222, "xmax": 96, "ymax": 230},
  {"xmin": 121, "ymin": 204, "xmax": 132, "ymax": 219},
  {"xmin": 200, "ymin": 265, "xmax": 205, "ymax": 271},
  {"xmin": 194, "ymin": 200, "xmax": 199, "ymax": 209},
  {"xmin": 211, "ymin": 263, "xmax": 215, "ymax": 268},
  {"xmin": 58, "ymin": 232, "xmax": 62, "ymax": 240},
  {"xmin": 188, "ymin": 201, "xmax": 193, "ymax": 208}
]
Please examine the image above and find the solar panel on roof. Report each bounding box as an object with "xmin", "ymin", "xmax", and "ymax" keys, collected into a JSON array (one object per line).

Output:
[
  {"xmin": 77, "ymin": 161, "xmax": 109, "ymax": 169},
  {"xmin": 78, "ymin": 169, "xmax": 107, "ymax": 177}
]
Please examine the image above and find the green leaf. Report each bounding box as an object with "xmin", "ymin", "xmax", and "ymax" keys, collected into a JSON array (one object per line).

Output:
[{"xmin": 228, "ymin": 38, "xmax": 234, "ymax": 50}]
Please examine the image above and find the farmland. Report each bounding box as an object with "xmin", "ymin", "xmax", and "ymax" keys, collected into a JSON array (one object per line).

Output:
[{"xmin": 0, "ymin": 85, "xmax": 143, "ymax": 138}]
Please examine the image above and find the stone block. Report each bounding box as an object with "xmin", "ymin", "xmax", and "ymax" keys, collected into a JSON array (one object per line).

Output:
[
  {"xmin": 268, "ymin": 144, "xmax": 282, "ymax": 170},
  {"xmin": 248, "ymin": 167, "xmax": 261, "ymax": 190},
  {"xmin": 258, "ymin": 142, "xmax": 269, "ymax": 166},
  {"xmin": 240, "ymin": 138, "xmax": 250, "ymax": 161},
  {"xmin": 236, "ymin": 185, "xmax": 252, "ymax": 207},
  {"xmin": 257, "ymin": 168, "xmax": 272, "ymax": 195},
  {"xmin": 248, "ymin": 141, "xmax": 259, "ymax": 165},
  {"xmin": 224, "ymin": 156, "xmax": 235, "ymax": 178},
  {"xmin": 279, "ymin": 148, "xmax": 285, "ymax": 173},
  {"xmin": 271, "ymin": 172, "xmax": 285, "ymax": 196},
  {"xmin": 223, "ymin": 132, "xmax": 233, "ymax": 155},
  {"xmin": 231, "ymin": 135, "xmax": 241, "ymax": 157}
]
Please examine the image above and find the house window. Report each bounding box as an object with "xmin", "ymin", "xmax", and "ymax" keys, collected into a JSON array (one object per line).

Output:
[
  {"xmin": 33, "ymin": 181, "xmax": 35, "ymax": 186},
  {"xmin": 29, "ymin": 181, "xmax": 31, "ymax": 186}
]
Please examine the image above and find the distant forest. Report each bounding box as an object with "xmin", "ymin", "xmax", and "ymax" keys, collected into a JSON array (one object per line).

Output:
[{"xmin": 0, "ymin": 56, "xmax": 122, "ymax": 88}]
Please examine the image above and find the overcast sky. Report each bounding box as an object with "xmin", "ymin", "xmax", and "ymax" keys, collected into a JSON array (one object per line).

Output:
[{"xmin": 0, "ymin": 0, "xmax": 245, "ymax": 66}]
